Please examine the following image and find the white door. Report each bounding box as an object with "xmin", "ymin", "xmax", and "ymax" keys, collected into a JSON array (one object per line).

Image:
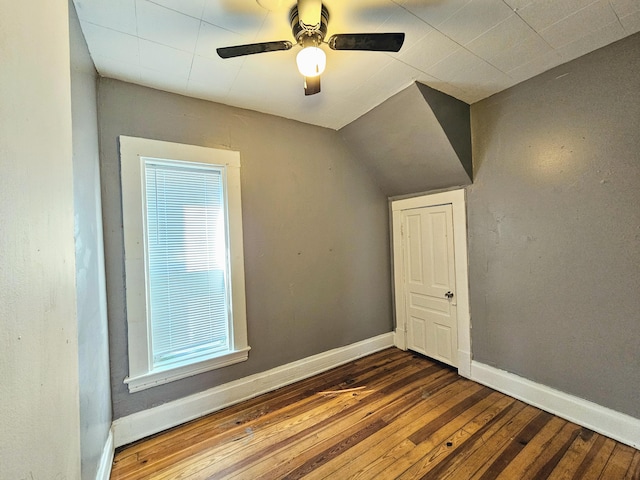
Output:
[{"xmin": 402, "ymin": 204, "xmax": 458, "ymax": 366}]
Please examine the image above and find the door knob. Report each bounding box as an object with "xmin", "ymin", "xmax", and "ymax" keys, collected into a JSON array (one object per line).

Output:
[{"xmin": 445, "ymin": 291, "xmax": 454, "ymax": 299}]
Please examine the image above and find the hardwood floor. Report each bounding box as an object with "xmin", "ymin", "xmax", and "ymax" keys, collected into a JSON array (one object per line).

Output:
[{"xmin": 110, "ymin": 348, "xmax": 639, "ymax": 479}]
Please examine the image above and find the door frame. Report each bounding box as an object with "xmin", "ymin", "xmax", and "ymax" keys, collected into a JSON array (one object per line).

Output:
[{"xmin": 391, "ymin": 188, "xmax": 471, "ymax": 378}]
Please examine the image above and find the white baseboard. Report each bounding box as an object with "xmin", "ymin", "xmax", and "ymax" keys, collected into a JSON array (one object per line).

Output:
[
  {"xmin": 112, "ymin": 333, "xmax": 395, "ymax": 447},
  {"xmin": 471, "ymin": 361, "xmax": 640, "ymax": 449},
  {"xmin": 95, "ymin": 429, "xmax": 114, "ymax": 480}
]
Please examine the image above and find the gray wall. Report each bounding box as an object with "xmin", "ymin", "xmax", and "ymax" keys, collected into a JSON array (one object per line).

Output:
[
  {"xmin": 340, "ymin": 83, "xmax": 471, "ymax": 197},
  {"xmin": 98, "ymin": 79, "xmax": 393, "ymax": 418},
  {"xmin": 69, "ymin": 2, "xmax": 112, "ymax": 478},
  {"xmin": 0, "ymin": 0, "xmax": 82, "ymax": 478},
  {"xmin": 468, "ymin": 32, "xmax": 640, "ymax": 418}
]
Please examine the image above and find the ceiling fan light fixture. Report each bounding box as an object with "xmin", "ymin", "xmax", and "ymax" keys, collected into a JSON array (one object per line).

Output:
[
  {"xmin": 296, "ymin": 46, "xmax": 326, "ymax": 77},
  {"xmin": 217, "ymin": 2, "xmax": 405, "ymax": 96}
]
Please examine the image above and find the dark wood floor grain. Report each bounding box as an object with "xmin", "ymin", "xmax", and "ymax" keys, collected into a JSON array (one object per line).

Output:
[{"xmin": 110, "ymin": 348, "xmax": 640, "ymax": 479}]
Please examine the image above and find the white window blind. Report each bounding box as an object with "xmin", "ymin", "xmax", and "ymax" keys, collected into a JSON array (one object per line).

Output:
[{"xmin": 144, "ymin": 159, "xmax": 231, "ymax": 369}]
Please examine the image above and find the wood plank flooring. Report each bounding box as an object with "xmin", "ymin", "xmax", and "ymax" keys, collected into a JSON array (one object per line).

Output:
[{"xmin": 110, "ymin": 348, "xmax": 639, "ymax": 479}]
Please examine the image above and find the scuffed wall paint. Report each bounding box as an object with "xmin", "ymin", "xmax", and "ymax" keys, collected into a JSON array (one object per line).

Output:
[
  {"xmin": 0, "ymin": 0, "xmax": 82, "ymax": 478},
  {"xmin": 468, "ymin": 33, "xmax": 640, "ymax": 418},
  {"xmin": 97, "ymin": 79, "xmax": 393, "ymax": 419},
  {"xmin": 69, "ymin": 1, "xmax": 112, "ymax": 478}
]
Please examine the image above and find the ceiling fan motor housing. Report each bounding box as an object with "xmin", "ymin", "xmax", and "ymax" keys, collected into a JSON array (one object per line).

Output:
[{"xmin": 290, "ymin": 4, "xmax": 329, "ymax": 47}]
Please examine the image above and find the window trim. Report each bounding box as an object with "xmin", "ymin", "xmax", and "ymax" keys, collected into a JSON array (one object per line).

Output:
[{"xmin": 119, "ymin": 136, "xmax": 249, "ymax": 393}]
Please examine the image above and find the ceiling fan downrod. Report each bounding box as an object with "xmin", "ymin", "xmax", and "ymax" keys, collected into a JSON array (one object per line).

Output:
[{"xmin": 289, "ymin": 4, "xmax": 329, "ymax": 46}]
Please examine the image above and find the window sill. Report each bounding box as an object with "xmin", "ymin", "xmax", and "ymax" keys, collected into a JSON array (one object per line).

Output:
[{"xmin": 124, "ymin": 347, "xmax": 251, "ymax": 393}]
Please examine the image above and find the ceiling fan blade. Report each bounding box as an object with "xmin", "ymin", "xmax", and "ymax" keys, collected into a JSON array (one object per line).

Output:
[
  {"xmin": 297, "ymin": 0, "xmax": 322, "ymax": 29},
  {"xmin": 217, "ymin": 40, "xmax": 293, "ymax": 59},
  {"xmin": 328, "ymin": 33, "xmax": 405, "ymax": 52},
  {"xmin": 304, "ymin": 76, "xmax": 321, "ymax": 96}
]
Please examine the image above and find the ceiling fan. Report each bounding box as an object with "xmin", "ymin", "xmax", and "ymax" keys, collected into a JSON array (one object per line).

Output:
[{"xmin": 216, "ymin": 0, "xmax": 405, "ymax": 95}]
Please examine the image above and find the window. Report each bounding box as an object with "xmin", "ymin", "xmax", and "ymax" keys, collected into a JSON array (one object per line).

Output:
[{"xmin": 120, "ymin": 136, "xmax": 249, "ymax": 392}]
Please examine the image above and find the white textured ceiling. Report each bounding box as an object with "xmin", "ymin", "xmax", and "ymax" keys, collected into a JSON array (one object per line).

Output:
[{"xmin": 74, "ymin": 0, "xmax": 640, "ymax": 129}]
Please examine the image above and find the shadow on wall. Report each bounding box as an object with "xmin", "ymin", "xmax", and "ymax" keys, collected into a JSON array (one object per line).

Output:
[{"xmin": 340, "ymin": 81, "xmax": 472, "ymax": 197}]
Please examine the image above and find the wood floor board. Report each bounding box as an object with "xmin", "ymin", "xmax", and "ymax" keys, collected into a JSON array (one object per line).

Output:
[
  {"xmin": 406, "ymin": 386, "xmax": 493, "ymax": 445},
  {"xmin": 116, "ymin": 350, "xmax": 405, "ymax": 459},
  {"xmin": 394, "ymin": 393, "xmax": 517, "ymax": 480},
  {"xmin": 251, "ymin": 372, "xmax": 467, "ymax": 480},
  {"xmin": 115, "ymin": 349, "xmax": 403, "ymax": 460},
  {"xmin": 145, "ymin": 355, "xmax": 444, "ymax": 479},
  {"xmin": 437, "ymin": 405, "xmax": 544, "ymax": 479},
  {"xmin": 109, "ymin": 348, "xmax": 638, "ymax": 480},
  {"xmin": 217, "ymin": 364, "xmax": 456, "ymax": 479},
  {"xmin": 546, "ymin": 428, "xmax": 600, "ymax": 480},
  {"xmin": 492, "ymin": 416, "xmax": 569, "ymax": 480},
  {"xmin": 576, "ymin": 436, "xmax": 617, "ymax": 480},
  {"xmin": 300, "ymin": 375, "xmax": 476, "ymax": 480},
  {"xmin": 128, "ymin": 379, "xmax": 379, "ymax": 479},
  {"xmin": 417, "ymin": 399, "xmax": 528, "ymax": 480},
  {"xmin": 378, "ymin": 389, "xmax": 498, "ymax": 478},
  {"xmin": 517, "ymin": 421, "xmax": 584, "ymax": 480},
  {"xmin": 475, "ymin": 410, "xmax": 555, "ymax": 480},
  {"xmin": 624, "ymin": 450, "xmax": 640, "ymax": 479},
  {"xmin": 113, "ymin": 350, "xmax": 420, "ymax": 479},
  {"xmin": 600, "ymin": 443, "xmax": 638, "ymax": 479}
]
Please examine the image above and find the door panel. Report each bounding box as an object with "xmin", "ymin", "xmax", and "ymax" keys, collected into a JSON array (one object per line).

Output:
[
  {"xmin": 403, "ymin": 204, "xmax": 457, "ymax": 366},
  {"xmin": 435, "ymin": 324, "xmax": 453, "ymax": 360},
  {"xmin": 409, "ymin": 292, "xmax": 450, "ymax": 316},
  {"xmin": 430, "ymin": 211, "xmax": 450, "ymax": 288},
  {"xmin": 409, "ymin": 316, "xmax": 427, "ymax": 352},
  {"xmin": 406, "ymin": 214, "xmax": 424, "ymax": 285}
]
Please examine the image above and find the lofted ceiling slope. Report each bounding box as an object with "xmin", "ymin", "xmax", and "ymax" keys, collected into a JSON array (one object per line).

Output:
[
  {"xmin": 340, "ymin": 82, "xmax": 472, "ymax": 197},
  {"xmin": 415, "ymin": 81, "xmax": 472, "ymax": 180},
  {"xmin": 73, "ymin": 0, "xmax": 640, "ymax": 129}
]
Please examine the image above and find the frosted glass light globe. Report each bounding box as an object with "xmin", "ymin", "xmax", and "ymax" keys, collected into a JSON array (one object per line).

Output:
[{"xmin": 296, "ymin": 46, "xmax": 326, "ymax": 77}]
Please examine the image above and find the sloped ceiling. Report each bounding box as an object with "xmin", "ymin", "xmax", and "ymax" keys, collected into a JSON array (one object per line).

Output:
[
  {"xmin": 340, "ymin": 81, "xmax": 471, "ymax": 197},
  {"xmin": 72, "ymin": 0, "xmax": 640, "ymax": 129}
]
